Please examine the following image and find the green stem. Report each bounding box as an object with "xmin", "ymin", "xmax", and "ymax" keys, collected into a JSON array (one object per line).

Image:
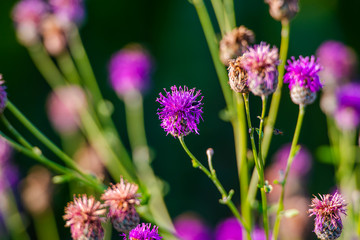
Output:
[
  {"xmin": 27, "ymin": 43, "xmax": 65, "ymax": 88},
  {"xmin": 56, "ymin": 50, "xmax": 82, "ymax": 85},
  {"xmin": 178, "ymin": 137, "xmax": 250, "ymax": 234},
  {"xmin": 1, "ymin": 116, "xmax": 32, "ymax": 149},
  {"xmin": 6, "ymin": 101, "xmax": 104, "ymax": 191},
  {"xmin": 272, "ymin": 104, "xmax": 305, "ymax": 240},
  {"xmin": 123, "ymin": 91, "xmax": 175, "ymax": 235},
  {"xmin": 210, "ymin": 0, "xmax": 227, "ymax": 36},
  {"xmin": 258, "ymin": 95, "xmax": 269, "ymax": 240},
  {"xmin": 223, "ymin": 0, "xmax": 236, "ymax": 29},
  {"xmin": 192, "ymin": 0, "xmax": 233, "ymax": 110},
  {"xmin": 234, "ymin": 93, "xmax": 252, "ymax": 239},
  {"xmin": 33, "ymin": 209, "xmax": 60, "ymax": 240}
]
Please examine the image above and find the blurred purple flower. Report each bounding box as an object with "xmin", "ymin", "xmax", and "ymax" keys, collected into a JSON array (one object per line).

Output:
[
  {"xmin": 156, "ymin": 85, "xmax": 203, "ymax": 137},
  {"xmin": 109, "ymin": 45, "xmax": 153, "ymax": 97},
  {"xmin": 335, "ymin": 82, "xmax": 360, "ymax": 130},
  {"xmin": 215, "ymin": 217, "xmax": 242, "ymax": 240},
  {"xmin": 0, "ymin": 137, "xmax": 17, "ymax": 193},
  {"xmin": 252, "ymin": 228, "xmax": 270, "ymax": 240},
  {"xmin": 317, "ymin": 41, "xmax": 357, "ymax": 87},
  {"xmin": 49, "ymin": 0, "xmax": 85, "ymax": 25},
  {"xmin": 174, "ymin": 213, "xmax": 212, "ymax": 240},
  {"xmin": 242, "ymin": 42, "xmax": 280, "ymax": 96}
]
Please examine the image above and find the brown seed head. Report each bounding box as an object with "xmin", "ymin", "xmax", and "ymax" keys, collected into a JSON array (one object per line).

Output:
[
  {"xmin": 265, "ymin": 0, "xmax": 299, "ymax": 22},
  {"xmin": 227, "ymin": 57, "xmax": 249, "ymax": 93}
]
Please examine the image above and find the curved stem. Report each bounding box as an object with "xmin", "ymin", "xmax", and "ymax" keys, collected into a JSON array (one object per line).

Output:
[
  {"xmin": 178, "ymin": 137, "xmax": 250, "ymax": 234},
  {"xmin": 272, "ymin": 104, "xmax": 305, "ymax": 240}
]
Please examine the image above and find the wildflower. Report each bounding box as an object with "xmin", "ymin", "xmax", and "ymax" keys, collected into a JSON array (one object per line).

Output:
[
  {"xmin": 12, "ymin": 0, "xmax": 48, "ymax": 46},
  {"xmin": 49, "ymin": 0, "xmax": 85, "ymax": 26},
  {"xmin": 63, "ymin": 195, "xmax": 106, "ymax": 240},
  {"xmin": 215, "ymin": 217, "xmax": 242, "ymax": 240},
  {"xmin": 101, "ymin": 178, "xmax": 140, "ymax": 233},
  {"xmin": 316, "ymin": 41, "xmax": 357, "ymax": 88},
  {"xmin": 0, "ymin": 75, "xmax": 7, "ymax": 114},
  {"xmin": 228, "ymin": 57, "xmax": 249, "ymax": 93},
  {"xmin": 284, "ymin": 56, "xmax": 322, "ymax": 105},
  {"xmin": 0, "ymin": 137, "xmax": 17, "ymax": 194},
  {"xmin": 46, "ymin": 85, "xmax": 87, "ymax": 134},
  {"xmin": 174, "ymin": 213, "xmax": 212, "ymax": 240},
  {"xmin": 109, "ymin": 45, "xmax": 153, "ymax": 97},
  {"xmin": 308, "ymin": 192, "xmax": 347, "ymax": 240},
  {"xmin": 123, "ymin": 223, "xmax": 162, "ymax": 240},
  {"xmin": 265, "ymin": 0, "xmax": 299, "ymax": 22},
  {"xmin": 242, "ymin": 42, "xmax": 280, "ymax": 97},
  {"xmin": 156, "ymin": 86, "xmax": 203, "ymax": 137},
  {"xmin": 219, "ymin": 26, "xmax": 255, "ymax": 65},
  {"xmin": 334, "ymin": 82, "xmax": 360, "ymax": 131},
  {"xmin": 40, "ymin": 15, "xmax": 67, "ymax": 55}
]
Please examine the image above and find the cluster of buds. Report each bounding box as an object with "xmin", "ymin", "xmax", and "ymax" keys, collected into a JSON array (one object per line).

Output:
[
  {"xmin": 63, "ymin": 177, "xmax": 162, "ymax": 240},
  {"xmin": 12, "ymin": 0, "xmax": 85, "ymax": 54}
]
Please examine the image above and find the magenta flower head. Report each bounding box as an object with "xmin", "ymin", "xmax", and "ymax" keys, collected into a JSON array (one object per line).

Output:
[
  {"xmin": 12, "ymin": 0, "xmax": 48, "ymax": 46},
  {"xmin": 101, "ymin": 177, "xmax": 141, "ymax": 233},
  {"xmin": 49, "ymin": 0, "xmax": 85, "ymax": 25},
  {"xmin": 0, "ymin": 136, "xmax": 18, "ymax": 194},
  {"xmin": 308, "ymin": 192, "xmax": 347, "ymax": 240},
  {"xmin": 174, "ymin": 213, "xmax": 212, "ymax": 240},
  {"xmin": 317, "ymin": 41, "xmax": 357, "ymax": 88},
  {"xmin": 109, "ymin": 45, "xmax": 153, "ymax": 97},
  {"xmin": 242, "ymin": 42, "xmax": 280, "ymax": 97},
  {"xmin": 63, "ymin": 195, "xmax": 106, "ymax": 240},
  {"xmin": 215, "ymin": 217, "xmax": 242, "ymax": 240},
  {"xmin": 334, "ymin": 82, "xmax": 360, "ymax": 131},
  {"xmin": 123, "ymin": 223, "xmax": 162, "ymax": 240},
  {"xmin": 156, "ymin": 86, "xmax": 203, "ymax": 138},
  {"xmin": 284, "ymin": 55, "xmax": 322, "ymax": 106},
  {"xmin": 0, "ymin": 75, "xmax": 8, "ymax": 114}
]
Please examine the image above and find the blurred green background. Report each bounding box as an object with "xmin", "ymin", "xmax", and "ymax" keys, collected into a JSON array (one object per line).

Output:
[{"xmin": 0, "ymin": 0, "xmax": 359, "ymax": 238}]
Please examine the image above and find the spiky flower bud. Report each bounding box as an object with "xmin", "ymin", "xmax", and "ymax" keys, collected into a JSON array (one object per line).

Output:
[
  {"xmin": 63, "ymin": 195, "xmax": 106, "ymax": 240},
  {"xmin": 265, "ymin": 0, "xmax": 299, "ymax": 22},
  {"xmin": 219, "ymin": 26, "xmax": 255, "ymax": 66},
  {"xmin": 227, "ymin": 57, "xmax": 249, "ymax": 93},
  {"xmin": 101, "ymin": 177, "xmax": 141, "ymax": 233},
  {"xmin": 308, "ymin": 192, "xmax": 347, "ymax": 240},
  {"xmin": 242, "ymin": 42, "xmax": 280, "ymax": 97},
  {"xmin": 284, "ymin": 56, "xmax": 322, "ymax": 106}
]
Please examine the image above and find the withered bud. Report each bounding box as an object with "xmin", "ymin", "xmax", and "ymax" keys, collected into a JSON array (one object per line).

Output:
[
  {"xmin": 40, "ymin": 15, "xmax": 66, "ymax": 55},
  {"xmin": 265, "ymin": 0, "xmax": 299, "ymax": 22},
  {"xmin": 219, "ymin": 26, "xmax": 255, "ymax": 66},
  {"xmin": 227, "ymin": 57, "xmax": 249, "ymax": 93}
]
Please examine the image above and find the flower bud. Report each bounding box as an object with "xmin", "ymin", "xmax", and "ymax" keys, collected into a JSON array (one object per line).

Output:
[{"xmin": 265, "ymin": 0, "xmax": 299, "ymax": 22}]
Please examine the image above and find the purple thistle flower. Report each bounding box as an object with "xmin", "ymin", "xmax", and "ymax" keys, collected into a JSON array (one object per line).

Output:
[
  {"xmin": 316, "ymin": 41, "xmax": 357, "ymax": 87},
  {"xmin": 284, "ymin": 56, "xmax": 322, "ymax": 105},
  {"xmin": 242, "ymin": 42, "xmax": 280, "ymax": 96},
  {"xmin": 109, "ymin": 45, "xmax": 153, "ymax": 97},
  {"xmin": 334, "ymin": 82, "xmax": 360, "ymax": 130},
  {"xmin": 215, "ymin": 217, "xmax": 242, "ymax": 240},
  {"xmin": 124, "ymin": 223, "xmax": 162, "ymax": 240},
  {"xmin": 0, "ymin": 137, "xmax": 17, "ymax": 194},
  {"xmin": 308, "ymin": 192, "xmax": 347, "ymax": 240},
  {"xmin": 174, "ymin": 213, "xmax": 212, "ymax": 240},
  {"xmin": 0, "ymin": 75, "xmax": 7, "ymax": 114},
  {"xmin": 49, "ymin": 0, "xmax": 85, "ymax": 25},
  {"xmin": 156, "ymin": 86, "xmax": 203, "ymax": 137}
]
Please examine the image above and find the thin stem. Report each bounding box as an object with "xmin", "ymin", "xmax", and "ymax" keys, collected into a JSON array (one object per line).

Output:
[
  {"xmin": 6, "ymin": 101, "xmax": 104, "ymax": 191},
  {"xmin": 258, "ymin": 95, "xmax": 269, "ymax": 240},
  {"xmin": 1, "ymin": 116, "xmax": 32, "ymax": 149},
  {"xmin": 56, "ymin": 50, "xmax": 82, "ymax": 85},
  {"xmin": 272, "ymin": 104, "xmax": 305, "ymax": 240},
  {"xmin": 123, "ymin": 91, "xmax": 175, "ymax": 234},
  {"xmin": 223, "ymin": 0, "xmax": 236, "ymax": 29},
  {"xmin": 210, "ymin": 0, "xmax": 226, "ymax": 36},
  {"xmin": 178, "ymin": 136, "xmax": 250, "ymax": 234},
  {"xmin": 27, "ymin": 43, "xmax": 65, "ymax": 88},
  {"xmin": 192, "ymin": 0, "xmax": 233, "ymax": 110},
  {"xmin": 261, "ymin": 20, "xmax": 290, "ymax": 160},
  {"xmin": 234, "ymin": 93, "xmax": 252, "ymax": 239}
]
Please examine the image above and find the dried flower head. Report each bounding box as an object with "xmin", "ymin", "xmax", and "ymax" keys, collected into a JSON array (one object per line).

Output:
[
  {"xmin": 109, "ymin": 44, "xmax": 153, "ymax": 97},
  {"xmin": 101, "ymin": 178, "xmax": 141, "ymax": 233},
  {"xmin": 284, "ymin": 56, "xmax": 322, "ymax": 105},
  {"xmin": 12, "ymin": 0, "xmax": 48, "ymax": 46},
  {"xmin": 124, "ymin": 223, "xmax": 162, "ymax": 240},
  {"xmin": 156, "ymin": 86, "xmax": 203, "ymax": 137},
  {"xmin": 265, "ymin": 0, "xmax": 299, "ymax": 21},
  {"xmin": 219, "ymin": 26, "xmax": 255, "ymax": 66},
  {"xmin": 308, "ymin": 192, "xmax": 347, "ymax": 240},
  {"xmin": 316, "ymin": 41, "xmax": 357, "ymax": 88},
  {"xmin": 0, "ymin": 75, "xmax": 7, "ymax": 114},
  {"xmin": 63, "ymin": 195, "xmax": 106, "ymax": 240},
  {"xmin": 228, "ymin": 57, "xmax": 249, "ymax": 93},
  {"xmin": 242, "ymin": 42, "xmax": 280, "ymax": 96}
]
